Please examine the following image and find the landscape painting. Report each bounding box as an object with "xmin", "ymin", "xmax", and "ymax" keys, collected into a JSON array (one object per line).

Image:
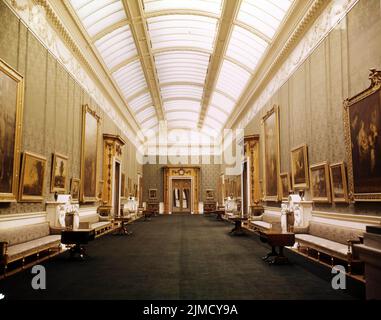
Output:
[
  {"xmin": 291, "ymin": 144, "xmax": 309, "ymax": 190},
  {"xmin": 0, "ymin": 59, "xmax": 24, "ymax": 202},
  {"xmin": 81, "ymin": 105, "xmax": 99, "ymax": 202},
  {"xmin": 310, "ymin": 162, "xmax": 331, "ymax": 203},
  {"xmin": 51, "ymin": 153, "xmax": 68, "ymax": 193},
  {"xmin": 262, "ymin": 106, "xmax": 280, "ymax": 201},
  {"xmin": 345, "ymin": 72, "xmax": 381, "ymax": 201},
  {"xmin": 19, "ymin": 152, "xmax": 46, "ymax": 202}
]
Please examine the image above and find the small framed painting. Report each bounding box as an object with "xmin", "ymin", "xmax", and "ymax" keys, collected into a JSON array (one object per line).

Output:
[
  {"xmin": 280, "ymin": 172, "xmax": 291, "ymax": 201},
  {"xmin": 70, "ymin": 178, "xmax": 80, "ymax": 202},
  {"xmin": 51, "ymin": 153, "xmax": 68, "ymax": 193},
  {"xmin": 19, "ymin": 152, "xmax": 47, "ymax": 202},
  {"xmin": 329, "ymin": 162, "xmax": 349, "ymax": 203},
  {"xmin": 310, "ymin": 162, "xmax": 331, "ymax": 203},
  {"xmin": 291, "ymin": 144, "xmax": 309, "ymax": 190},
  {"xmin": 149, "ymin": 188, "xmax": 157, "ymax": 200}
]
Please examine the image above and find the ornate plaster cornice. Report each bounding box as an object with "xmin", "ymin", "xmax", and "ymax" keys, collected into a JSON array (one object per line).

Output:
[{"xmin": 6, "ymin": 0, "xmax": 142, "ymax": 147}]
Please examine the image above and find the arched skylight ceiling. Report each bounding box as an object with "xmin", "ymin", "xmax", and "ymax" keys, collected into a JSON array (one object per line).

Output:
[{"xmin": 67, "ymin": 0, "xmax": 295, "ymax": 145}]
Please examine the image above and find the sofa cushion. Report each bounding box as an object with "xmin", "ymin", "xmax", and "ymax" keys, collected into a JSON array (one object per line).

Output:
[
  {"xmin": 251, "ymin": 221, "xmax": 272, "ymax": 230},
  {"xmin": 309, "ymin": 221, "xmax": 363, "ymax": 245},
  {"xmin": 80, "ymin": 214, "xmax": 100, "ymax": 224},
  {"xmin": 7, "ymin": 235, "xmax": 61, "ymax": 262},
  {"xmin": 296, "ymin": 234, "xmax": 348, "ymax": 258},
  {"xmin": 0, "ymin": 223, "xmax": 50, "ymax": 246}
]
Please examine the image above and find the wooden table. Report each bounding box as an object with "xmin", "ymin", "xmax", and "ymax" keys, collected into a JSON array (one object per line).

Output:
[
  {"xmin": 61, "ymin": 229, "xmax": 95, "ymax": 260},
  {"xmin": 229, "ymin": 216, "xmax": 248, "ymax": 236},
  {"xmin": 114, "ymin": 216, "xmax": 133, "ymax": 236},
  {"xmin": 215, "ymin": 210, "xmax": 225, "ymax": 221},
  {"xmin": 259, "ymin": 231, "xmax": 295, "ymax": 265}
]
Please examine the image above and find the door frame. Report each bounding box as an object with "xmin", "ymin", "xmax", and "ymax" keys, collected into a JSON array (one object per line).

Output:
[
  {"xmin": 169, "ymin": 177, "xmax": 193, "ymax": 214},
  {"xmin": 112, "ymin": 158, "xmax": 122, "ymax": 217}
]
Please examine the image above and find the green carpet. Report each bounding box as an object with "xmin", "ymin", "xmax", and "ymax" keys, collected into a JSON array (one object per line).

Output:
[{"xmin": 0, "ymin": 215, "xmax": 356, "ymax": 300}]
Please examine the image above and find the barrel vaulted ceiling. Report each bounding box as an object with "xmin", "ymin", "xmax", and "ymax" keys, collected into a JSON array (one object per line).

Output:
[{"xmin": 66, "ymin": 0, "xmax": 295, "ymax": 142}]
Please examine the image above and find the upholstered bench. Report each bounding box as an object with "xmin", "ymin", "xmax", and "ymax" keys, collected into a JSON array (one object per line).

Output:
[
  {"xmin": 249, "ymin": 212, "xmax": 281, "ymax": 232},
  {"xmin": 0, "ymin": 222, "xmax": 61, "ymax": 275},
  {"xmin": 294, "ymin": 221, "xmax": 364, "ymax": 274},
  {"xmin": 79, "ymin": 214, "xmax": 113, "ymax": 238}
]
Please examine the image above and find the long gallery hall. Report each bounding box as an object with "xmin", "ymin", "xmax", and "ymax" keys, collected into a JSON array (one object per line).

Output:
[{"xmin": 0, "ymin": 0, "xmax": 381, "ymax": 305}]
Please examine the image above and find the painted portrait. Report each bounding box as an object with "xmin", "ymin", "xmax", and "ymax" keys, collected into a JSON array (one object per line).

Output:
[
  {"xmin": 70, "ymin": 178, "xmax": 80, "ymax": 202},
  {"xmin": 344, "ymin": 72, "xmax": 381, "ymax": 201},
  {"xmin": 0, "ymin": 59, "xmax": 24, "ymax": 202},
  {"xmin": 280, "ymin": 173, "xmax": 291, "ymax": 201},
  {"xmin": 291, "ymin": 144, "xmax": 309, "ymax": 190},
  {"xmin": 19, "ymin": 152, "xmax": 46, "ymax": 202},
  {"xmin": 262, "ymin": 106, "xmax": 280, "ymax": 201},
  {"xmin": 51, "ymin": 153, "xmax": 68, "ymax": 193},
  {"xmin": 310, "ymin": 162, "xmax": 331, "ymax": 203},
  {"xmin": 149, "ymin": 189, "xmax": 157, "ymax": 200},
  {"xmin": 81, "ymin": 105, "xmax": 99, "ymax": 202},
  {"xmin": 206, "ymin": 189, "xmax": 215, "ymax": 200},
  {"xmin": 329, "ymin": 162, "xmax": 348, "ymax": 203}
]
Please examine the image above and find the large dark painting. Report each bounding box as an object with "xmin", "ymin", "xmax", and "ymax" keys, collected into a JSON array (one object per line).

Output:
[
  {"xmin": 81, "ymin": 105, "xmax": 100, "ymax": 202},
  {"xmin": 344, "ymin": 70, "xmax": 381, "ymax": 201},
  {"xmin": 0, "ymin": 59, "xmax": 24, "ymax": 202},
  {"xmin": 262, "ymin": 106, "xmax": 280, "ymax": 201},
  {"xmin": 19, "ymin": 152, "xmax": 46, "ymax": 202}
]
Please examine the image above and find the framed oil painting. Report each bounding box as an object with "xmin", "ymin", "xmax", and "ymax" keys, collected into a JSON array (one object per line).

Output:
[
  {"xmin": 149, "ymin": 188, "xmax": 157, "ymax": 200},
  {"xmin": 128, "ymin": 177, "xmax": 132, "ymax": 196},
  {"xmin": 121, "ymin": 173, "xmax": 126, "ymax": 198},
  {"xmin": 80, "ymin": 105, "xmax": 100, "ymax": 203},
  {"xmin": 344, "ymin": 69, "xmax": 381, "ymax": 201},
  {"xmin": 291, "ymin": 144, "xmax": 309, "ymax": 190},
  {"xmin": 51, "ymin": 153, "xmax": 68, "ymax": 193},
  {"xmin": 19, "ymin": 152, "xmax": 47, "ymax": 202},
  {"xmin": 262, "ymin": 106, "xmax": 281, "ymax": 201},
  {"xmin": 0, "ymin": 58, "xmax": 24, "ymax": 202},
  {"xmin": 329, "ymin": 162, "xmax": 349, "ymax": 203},
  {"xmin": 70, "ymin": 178, "xmax": 80, "ymax": 202},
  {"xmin": 280, "ymin": 172, "xmax": 291, "ymax": 201},
  {"xmin": 310, "ymin": 162, "xmax": 331, "ymax": 203},
  {"xmin": 205, "ymin": 189, "xmax": 215, "ymax": 200}
]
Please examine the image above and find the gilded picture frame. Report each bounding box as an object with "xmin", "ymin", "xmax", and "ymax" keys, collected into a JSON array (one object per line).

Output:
[
  {"xmin": 310, "ymin": 162, "xmax": 331, "ymax": 203},
  {"xmin": 205, "ymin": 189, "xmax": 215, "ymax": 200},
  {"xmin": 329, "ymin": 162, "xmax": 349, "ymax": 203},
  {"xmin": 80, "ymin": 104, "xmax": 100, "ymax": 203},
  {"xmin": 149, "ymin": 188, "xmax": 157, "ymax": 200},
  {"xmin": 280, "ymin": 172, "xmax": 291, "ymax": 201},
  {"xmin": 70, "ymin": 178, "xmax": 80, "ymax": 203},
  {"xmin": 51, "ymin": 153, "xmax": 68, "ymax": 193},
  {"xmin": 121, "ymin": 173, "xmax": 126, "ymax": 198},
  {"xmin": 344, "ymin": 69, "xmax": 381, "ymax": 202},
  {"xmin": 19, "ymin": 151, "xmax": 47, "ymax": 203},
  {"xmin": 98, "ymin": 180, "xmax": 104, "ymax": 201},
  {"xmin": 0, "ymin": 58, "xmax": 24, "ymax": 202},
  {"xmin": 262, "ymin": 105, "xmax": 281, "ymax": 202},
  {"xmin": 291, "ymin": 144, "xmax": 309, "ymax": 190}
]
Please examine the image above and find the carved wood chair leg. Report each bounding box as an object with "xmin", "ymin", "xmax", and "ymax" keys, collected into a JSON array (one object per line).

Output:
[
  {"xmin": 317, "ymin": 251, "xmax": 320, "ymax": 261},
  {"xmin": 306, "ymin": 247, "xmax": 309, "ymax": 257},
  {"xmin": 331, "ymin": 256, "xmax": 334, "ymax": 267}
]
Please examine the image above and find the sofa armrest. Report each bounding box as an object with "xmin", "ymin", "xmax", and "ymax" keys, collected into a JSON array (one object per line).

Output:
[
  {"xmin": 98, "ymin": 215, "xmax": 110, "ymax": 222},
  {"xmin": 0, "ymin": 241, "xmax": 8, "ymax": 259},
  {"xmin": 293, "ymin": 226, "xmax": 309, "ymax": 234},
  {"xmin": 347, "ymin": 238, "xmax": 364, "ymax": 256}
]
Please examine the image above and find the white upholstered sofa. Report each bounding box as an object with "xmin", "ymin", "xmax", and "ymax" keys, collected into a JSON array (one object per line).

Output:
[
  {"xmin": 79, "ymin": 214, "xmax": 113, "ymax": 238},
  {"xmin": 248, "ymin": 212, "xmax": 281, "ymax": 232},
  {"xmin": 294, "ymin": 221, "xmax": 364, "ymax": 273},
  {"xmin": 0, "ymin": 222, "xmax": 61, "ymax": 275}
]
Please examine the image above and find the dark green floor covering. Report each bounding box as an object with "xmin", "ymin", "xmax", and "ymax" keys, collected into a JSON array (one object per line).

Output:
[{"xmin": 0, "ymin": 214, "xmax": 356, "ymax": 300}]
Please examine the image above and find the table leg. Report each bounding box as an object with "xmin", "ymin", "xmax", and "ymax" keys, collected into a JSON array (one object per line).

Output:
[
  {"xmin": 268, "ymin": 246, "xmax": 290, "ymax": 265},
  {"xmin": 262, "ymin": 246, "xmax": 278, "ymax": 261},
  {"xmin": 69, "ymin": 244, "xmax": 86, "ymax": 260}
]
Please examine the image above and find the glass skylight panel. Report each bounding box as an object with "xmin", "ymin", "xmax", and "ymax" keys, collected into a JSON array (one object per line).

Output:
[
  {"xmin": 166, "ymin": 111, "xmax": 199, "ymax": 122},
  {"xmin": 237, "ymin": 0, "xmax": 293, "ymax": 39},
  {"xmin": 215, "ymin": 60, "xmax": 251, "ymax": 101},
  {"xmin": 209, "ymin": 92, "xmax": 234, "ymax": 114},
  {"xmin": 164, "ymin": 100, "xmax": 201, "ymax": 113},
  {"xmin": 226, "ymin": 26, "xmax": 268, "ymax": 70},
  {"xmin": 162, "ymin": 85, "xmax": 203, "ymax": 101},
  {"xmin": 112, "ymin": 61, "xmax": 147, "ymax": 99},
  {"xmin": 147, "ymin": 15, "xmax": 218, "ymax": 51},
  {"xmin": 94, "ymin": 26, "xmax": 137, "ymax": 69},
  {"xmin": 128, "ymin": 92, "xmax": 152, "ymax": 112},
  {"xmin": 143, "ymin": 0, "xmax": 223, "ymax": 15},
  {"xmin": 70, "ymin": 0, "xmax": 127, "ymax": 38},
  {"xmin": 135, "ymin": 106, "xmax": 156, "ymax": 123},
  {"xmin": 203, "ymin": 115, "xmax": 223, "ymax": 128},
  {"xmin": 206, "ymin": 106, "xmax": 229, "ymax": 122},
  {"xmin": 167, "ymin": 120, "xmax": 195, "ymax": 129},
  {"xmin": 141, "ymin": 117, "xmax": 158, "ymax": 129}
]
